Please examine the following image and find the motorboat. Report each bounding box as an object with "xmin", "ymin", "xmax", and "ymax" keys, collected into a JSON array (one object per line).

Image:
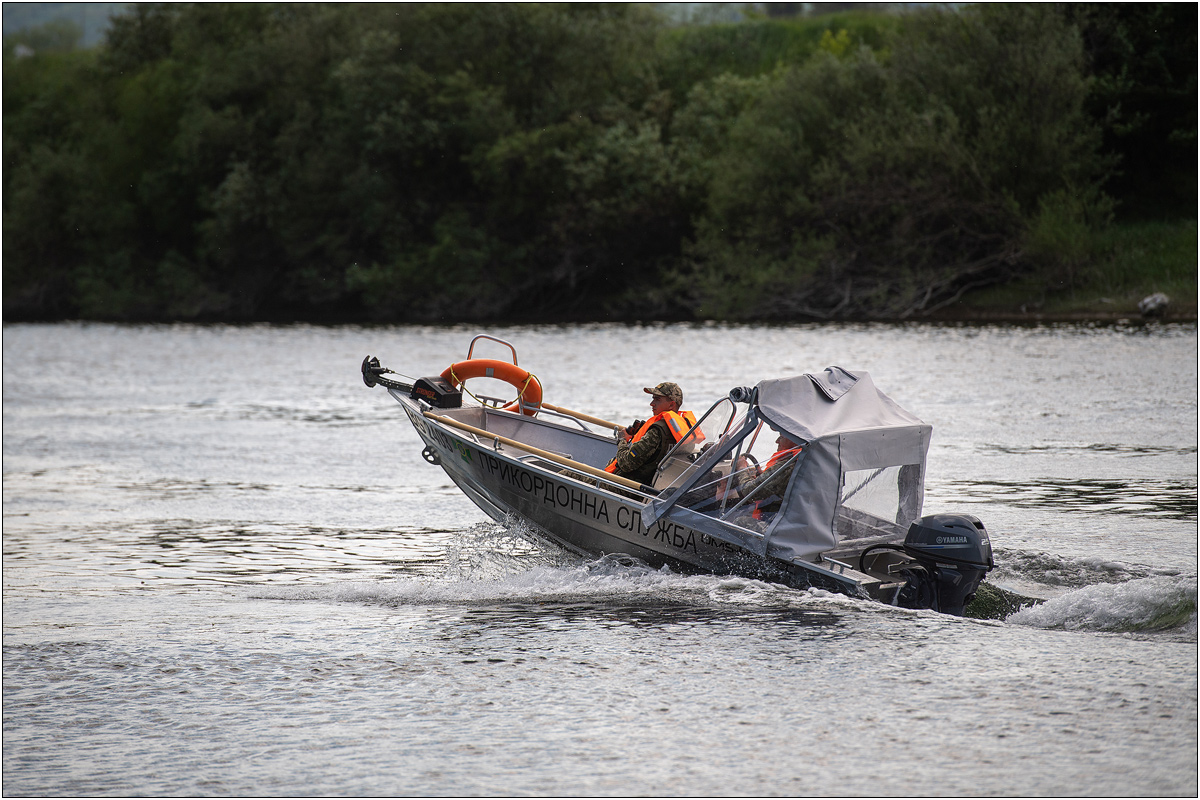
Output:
[{"xmin": 362, "ymin": 335, "xmax": 1000, "ymax": 616}]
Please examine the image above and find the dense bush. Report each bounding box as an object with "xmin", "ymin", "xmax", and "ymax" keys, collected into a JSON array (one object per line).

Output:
[
  {"xmin": 2, "ymin": 3, "xmax": 1193, "ymax": 322},
  {"xmin": 668, "ymin": 4, "xmax": 1113, "ymax": 318}
]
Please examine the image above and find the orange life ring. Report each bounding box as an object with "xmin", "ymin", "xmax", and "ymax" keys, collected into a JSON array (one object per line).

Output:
[{"xmin": 440, "ymin": 359, "xmax": 542, "ymax": 417}]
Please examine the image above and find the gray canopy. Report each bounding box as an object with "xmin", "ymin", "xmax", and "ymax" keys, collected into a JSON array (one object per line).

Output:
[
  {"xmin": 755, "ymin": 369, "xmax": 931, "ymax": 559},
  {"xmin": 756, "ymin": 367, "xmax": 926, "ymax": 445},
  {"xmin": 650, "ymin": 368, "xmax": 932, "ymax": 562}
]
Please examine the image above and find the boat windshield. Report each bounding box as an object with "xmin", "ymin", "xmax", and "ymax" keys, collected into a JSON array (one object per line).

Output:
[
  {"xmin": 649, "ymin": 398, "xmax": 736, "ymax": 491},
  {"xmin": 657, "ymin": 406, "xmax": 804, "ymax": 530},
  {"xmin": 678, "ymin": 397, "xmax": 737, "ymax": 455},
  {"xmin": 681, "ymin": 429, "xmax": 801, "ymax": 527}
]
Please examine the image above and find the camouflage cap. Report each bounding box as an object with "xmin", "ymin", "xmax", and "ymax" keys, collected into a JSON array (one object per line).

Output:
[{"xmin": 644, "ymin": 381, "xmax": 683, "ymax": 406}]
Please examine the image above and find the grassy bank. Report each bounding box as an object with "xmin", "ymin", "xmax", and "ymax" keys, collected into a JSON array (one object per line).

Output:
[{"xmin": 940, "ymin": 219, "xmax": 1197, "ymax": 322}]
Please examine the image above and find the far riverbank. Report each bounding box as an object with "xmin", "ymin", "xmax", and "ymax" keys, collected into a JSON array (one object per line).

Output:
[
  {"xmin": 3, "ymin": 219, "xmax": 1193, "ymax": 328},
  {"xmin": 933, "ymin": 217, "xmax": 1196, "ymax": 324}
]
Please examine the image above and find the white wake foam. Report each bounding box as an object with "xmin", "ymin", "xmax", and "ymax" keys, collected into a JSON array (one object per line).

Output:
[
  {"xmin": 255, "ymin": 553, "xmax": 842, "ymax": 611},
  {"xmin": 1007, "ymin": 575, "xmax": 1197, "ymax": 632}
]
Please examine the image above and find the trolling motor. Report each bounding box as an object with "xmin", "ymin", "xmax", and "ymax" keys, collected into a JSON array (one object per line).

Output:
[
  {"xmin": 862, "ymin": 513, "xmax": 994, "ymax": 615},
  {"xmin": 362, "ymin": 355, "xmax": 463, "ymax": 408},
  {"xmin": 362, "ymin": 356, "xmax": 411, "ymax": 391}
]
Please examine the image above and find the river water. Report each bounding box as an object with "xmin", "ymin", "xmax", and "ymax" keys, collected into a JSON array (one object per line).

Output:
[{"xmin": 4, "ymin": 321, "xmax": 1196, "ymax": 796}]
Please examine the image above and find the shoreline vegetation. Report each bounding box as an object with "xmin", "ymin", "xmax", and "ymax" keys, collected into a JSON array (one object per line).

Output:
[
  {"xmin": 931, "ymin": 217, "xmax": 1196, "ymax": 323},
  {"xmin": 4, "ymin": 3, "xmax": 1196, "ymax": 325}
]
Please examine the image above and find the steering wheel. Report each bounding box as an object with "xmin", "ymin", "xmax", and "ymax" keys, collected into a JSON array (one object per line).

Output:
[{"xmin": 737, "ymin": 453, "xmax": 760, "ymax": 476}]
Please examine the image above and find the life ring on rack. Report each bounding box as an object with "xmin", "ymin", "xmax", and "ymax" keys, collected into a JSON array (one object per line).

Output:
[{"xmin": 440, "ymin": 359, "xmax": 542, "ymax": 417}]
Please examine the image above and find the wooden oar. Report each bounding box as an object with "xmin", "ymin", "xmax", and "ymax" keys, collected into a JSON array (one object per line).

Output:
[
  {"xmin": 538, "ymin": 402, "xmax": 623, "ymax": 431},
  {"xmin": 422, "ymin": 411, "xmax": 651, "ymax": 494}
]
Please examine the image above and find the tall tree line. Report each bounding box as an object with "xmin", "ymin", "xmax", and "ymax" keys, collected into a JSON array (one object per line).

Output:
[{"xmin": 4, "ymin": 3, "xmax": 1194, "ymax": 322}]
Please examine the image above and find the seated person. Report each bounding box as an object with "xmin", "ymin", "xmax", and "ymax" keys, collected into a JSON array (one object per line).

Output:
[
  {"xmin": 604, "ymin": 382, "xmax": 696, "ymax": 487},
  {"xmin": 725, "ymin": 431, "xmax": 803, "ymax": 525}
]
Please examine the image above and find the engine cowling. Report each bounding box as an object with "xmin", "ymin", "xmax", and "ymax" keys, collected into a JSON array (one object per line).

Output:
[{"xmin": 902, "ymin": 513, "xmax": 994, "ymax": 616}]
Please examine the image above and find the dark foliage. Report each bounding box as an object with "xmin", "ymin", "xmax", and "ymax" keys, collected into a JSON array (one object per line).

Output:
[
  {"xmin": 2, "ymin": 3, "xmax": 1192, "ymax": 322},
  {"xmin": 1064, "ymin": 2, "xmax": 1197, "ymax": 219}
]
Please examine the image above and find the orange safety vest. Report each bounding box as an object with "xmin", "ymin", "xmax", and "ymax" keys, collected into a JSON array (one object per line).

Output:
[
  {"xmin": 604, "ymin": 410, "xmax": 698, "ymax": 474},
  {"xmin": 763, "ymin": 446, "xmax": 802, "ymax": 470},
  {"xmin": 751, "ymin": 445, "xmax": 803, "ymax": 519}
]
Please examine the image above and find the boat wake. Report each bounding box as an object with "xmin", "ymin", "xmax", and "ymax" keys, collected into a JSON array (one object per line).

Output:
[
  {"xmin": 267, "ymin": 559, "xmax": 839, "ymax": 610},
  {"xmin": 992, "ymin": 546, "xmax": 1188, "ymax": 589},
  {"xmin": 253, "ymin": 523, "xmax": 1195, "ymax": 635},
  {"xmin": 253, "ymin": 521, "xmax": 873, "ymax": 616},
  {"xmin": 437, "ymin": 518, "xmax": 866, "ymax": 611},
  {"xmin": 1006, "ymin": 574, "xmax": 1197, "ymax": 635},
  {"xmin": 440, "ymin": 520, "xmax": 581, "ymax": 579},
  {"xmin": 984, "ymin": 547, "xmax": 1197, "ymax": 633}
]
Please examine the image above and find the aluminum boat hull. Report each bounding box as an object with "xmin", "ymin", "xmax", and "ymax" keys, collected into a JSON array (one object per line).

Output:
[{"xmin": 395, "ymin": 392, "xmax": 888, "ymax": 598}]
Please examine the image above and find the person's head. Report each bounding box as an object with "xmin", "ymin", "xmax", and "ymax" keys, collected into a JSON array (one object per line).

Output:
[
  {"xmin": 644, "ymin": 382, "xmax": 682, "ymax": 414},
  {"xmin": 769, "ymin": 426, "xmax": 798, "ymax": 451}
]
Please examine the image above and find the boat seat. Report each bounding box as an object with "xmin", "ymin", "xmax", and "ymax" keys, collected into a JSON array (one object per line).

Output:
[{"xmin": 653, "ymin": 452, "xmax": 697, "ymax": 491}]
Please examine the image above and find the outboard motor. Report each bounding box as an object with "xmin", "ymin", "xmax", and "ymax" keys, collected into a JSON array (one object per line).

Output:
[{"xmin": 901, "ymin": 514, "xmax": 994, "ymax": 615}]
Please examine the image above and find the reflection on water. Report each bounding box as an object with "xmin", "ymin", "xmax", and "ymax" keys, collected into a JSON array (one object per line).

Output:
[
  {"xmin": 3, "ymin": 520, "xmax": 459, "ymax": 590},
  {"xmin": 984, "ymin": 442, "xmax": 1197, "ymax": 458},
  {"xmin": 949, "ymin": 477, "xmax": 1197, "ymax": 520},
  {"xmin": 186, "ymin": 400, "xmax": 377, "ymax": 426}
]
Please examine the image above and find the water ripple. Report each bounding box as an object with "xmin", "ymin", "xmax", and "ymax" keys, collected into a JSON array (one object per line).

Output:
[
  {"xmin": 943, "ymin": 477, "xmax": 1197, "ymax": 520},
  {"xmin": 982, "ymin": 442, "xmax": 1197, "ymax": 458},
  {"xmin": 3, "ymin": 520, "xmax": 459, "ymax": 590}
]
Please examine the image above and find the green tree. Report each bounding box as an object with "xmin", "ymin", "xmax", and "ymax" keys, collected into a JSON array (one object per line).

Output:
[
  {"xmin": 669, "ymin": 4, "xmax": 1111, "ymax": 319},
  {"xmin": 2, "ymin": 3, "xmax": 1187, "ymax": 323},
  {"xmin": 1065, "ymin": 2, "xmax": 1197, "ymax": 219}
]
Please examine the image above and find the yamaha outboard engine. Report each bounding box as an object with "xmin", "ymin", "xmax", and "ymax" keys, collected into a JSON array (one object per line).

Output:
[{"xmin": 900, "ymin": 513, "xmax": 994, "ymax": 615}]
